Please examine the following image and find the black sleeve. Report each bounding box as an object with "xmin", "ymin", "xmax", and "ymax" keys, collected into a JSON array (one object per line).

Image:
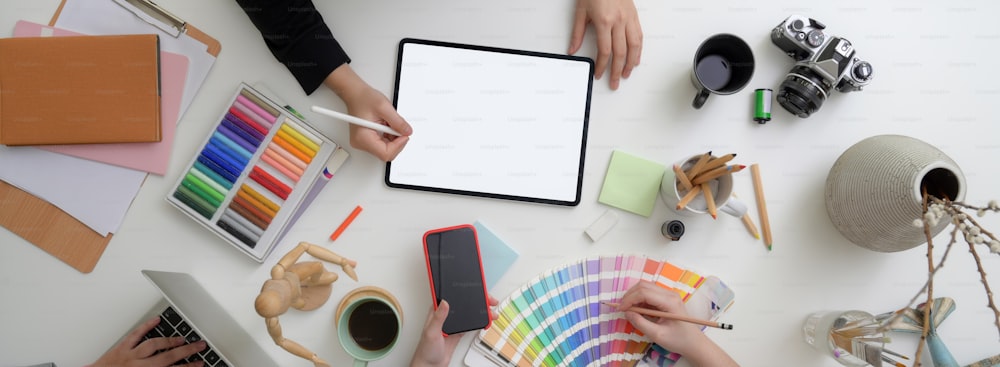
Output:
[{"xmin": 236, "ymin": 0, "xmax": 351, "ymax": 94}]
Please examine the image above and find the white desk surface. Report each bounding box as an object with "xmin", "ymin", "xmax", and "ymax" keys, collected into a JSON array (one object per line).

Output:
[{"xmin": 2, "ymin": 1, "xmax": 999, "ymax": 366}]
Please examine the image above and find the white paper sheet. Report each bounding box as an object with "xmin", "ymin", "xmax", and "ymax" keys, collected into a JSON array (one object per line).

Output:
[
  {"xmin": 0, "ymin": 146, "xmax": 146, "ymax": 236},
  {"xmin": 53, "ymin": 0, "xmax": 216, "ymax": 116}
]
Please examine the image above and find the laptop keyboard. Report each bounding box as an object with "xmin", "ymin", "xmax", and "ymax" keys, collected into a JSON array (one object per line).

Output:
[{"xmin": 143, "ymin": 306, "xmax": 229, "ymax": 367}]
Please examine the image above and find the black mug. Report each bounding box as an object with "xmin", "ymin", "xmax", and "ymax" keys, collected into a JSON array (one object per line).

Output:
[{"xmin": 691, "ymin": 34, "xmax": 755, "ymax": 109}]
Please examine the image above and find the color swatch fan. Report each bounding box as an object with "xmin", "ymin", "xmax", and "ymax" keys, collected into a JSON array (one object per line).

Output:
[{"xmin": 473, "ymin": 255, "xmax": 734, "ymax": 367}]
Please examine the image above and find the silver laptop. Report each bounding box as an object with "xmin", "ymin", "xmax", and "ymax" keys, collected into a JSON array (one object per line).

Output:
[{"xmin": 127, "ymin": 270, "xmax": 276, "ymax": 366}]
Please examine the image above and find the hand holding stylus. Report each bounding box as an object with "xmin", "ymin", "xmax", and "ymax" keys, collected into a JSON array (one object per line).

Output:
[{"xmin": 321, "ymin": 65, "xmax": 412, "ymax": 162}]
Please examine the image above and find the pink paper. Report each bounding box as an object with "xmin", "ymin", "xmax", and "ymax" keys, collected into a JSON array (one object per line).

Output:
[{"xmin": 13, "ymin": 20, "xmax": 188, "ymax": 176}]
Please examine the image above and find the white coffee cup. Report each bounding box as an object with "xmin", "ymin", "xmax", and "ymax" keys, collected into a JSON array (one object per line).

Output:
[{"xmin": 660, "ymin": 155, "xmax": 747, "ymax": 217}]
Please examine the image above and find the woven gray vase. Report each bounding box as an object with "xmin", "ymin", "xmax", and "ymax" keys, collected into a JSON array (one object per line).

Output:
[{"xmin": 825, "ymin": 135, "xmax": 966, "ymax": 252}]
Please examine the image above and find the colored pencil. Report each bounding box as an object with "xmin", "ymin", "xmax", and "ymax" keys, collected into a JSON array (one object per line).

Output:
[
  {"xmin": 701, "ymin": 183, "xmax": 717, "ymax": 219},
  {"xmin": 741, "ymin": 213, "xmax": 760, "ymax": 240},
  {"xmin": 236, "ymin": 94, "xmax": 278, "ymax": 123},
  {"xmin": 269, "ymin": 143, "xmax": 308, "ymax": 170},
  {"xmin": 183, "ymin": 173, "xmax": 225, "ymax": 205},
  {"xmin": 684, "ymin": 151, "xmax": 712, "ymax": 178},
  {"xmin": 277, "ymin": 129, "xmax": 317, "ymax": 156},
  {"xmin": 691, "ymin": 164, "xmax": 746, "ymax": 186},
  {"xmin": 239, "ymin": 89, "xmax": 281, "ymax": 117},
  {"xmin": 675, "ymin": 185, "xmax": 702, "ymax": 210},
  {"xmin": 232, "ymin": 194, "xmax": 273, "ymax": 225},
  {"xmin": 330, "ymin": 205, "xmax": 363, "ymax": 241},
  {"xmin": 228, "ymin": 107, "xmax": 269, "ymax": 135},
  {"xmin": 260, "ymin": 153, "xmax": 302, "ymax": 182},
  {"xmin": 700, "ymin": 153, "xmax": 736, "ymax": 173},
  {"xmin": 273, "ymin": 134, "xmax": 313, "ymax": 163},
  {"xmin": 228, "ymin": 198, "xmax": 269, "ymax": 229},
  {"xmin": 240, "ymin": 184, "xmax": 280, "ymax": 213},
  {"xmin": 672, "ymin": 164, "xmax": 693, "ymax": 191},
  {"xmin": 280, "ymin": 123, "xmax": 321, "ymax": 152},
  {"xmin": 601, "ymin": 302, "xmax": 733, "ymax": 330},
  {"xmin": 250, "ymin": 166, "xmax": 291, "ymax": 199},
  {"xmin": 193, "ymin": 161, "xmax": 234, "ymax": 189},
  {"xmin": 233, "ymin": 99, "xmax": 274, "ymax": 129},
  {"xmin": 751, "ymin": 164, "xmax": 773, "ymax": 250},
  {"xmin": 224, "ymin": 113, "xmax": 266, "ymax": 141}
]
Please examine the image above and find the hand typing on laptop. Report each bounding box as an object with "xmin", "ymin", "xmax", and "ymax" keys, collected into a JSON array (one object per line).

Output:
[{"xmin": 87, "ymin": 316, "xmax": 206, "ymax": 367}]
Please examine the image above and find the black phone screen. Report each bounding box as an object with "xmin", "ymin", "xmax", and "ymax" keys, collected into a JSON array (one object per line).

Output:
[{"xmin": 425, "ymin": 226, "xmax": 490, "ymax": 334}]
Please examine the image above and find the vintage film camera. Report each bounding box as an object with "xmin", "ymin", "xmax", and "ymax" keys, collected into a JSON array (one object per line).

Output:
[{"xmin": 770, "ymin": 15, "xmax": 873, "ymax": 118}]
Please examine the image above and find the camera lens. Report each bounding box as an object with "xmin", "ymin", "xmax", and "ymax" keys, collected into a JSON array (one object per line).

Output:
[{"xmin": 776, "ymin": 65, "xmax": 830, "ymax": 118}]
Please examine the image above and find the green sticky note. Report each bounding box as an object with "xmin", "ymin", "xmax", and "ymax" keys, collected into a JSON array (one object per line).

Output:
[{"xmin": 598, "ymin": 150, "xmax": 665, "ymax": 217}]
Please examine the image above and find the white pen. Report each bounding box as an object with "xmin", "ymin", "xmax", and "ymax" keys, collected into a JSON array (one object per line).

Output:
[{"xmin": 310, "ymin": 106, "xmax": 403, "ymax": 136}]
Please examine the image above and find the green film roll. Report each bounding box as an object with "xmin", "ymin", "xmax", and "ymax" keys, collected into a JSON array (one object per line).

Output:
[{"xmin": 754, "ymin": 88, "xmax": 772, "ymax": 124}]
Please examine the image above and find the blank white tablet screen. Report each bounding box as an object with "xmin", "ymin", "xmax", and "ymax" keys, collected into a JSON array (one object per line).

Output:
[{"xmin": 387, "ymin": 40, "xmax": 593, "ymax": 205}]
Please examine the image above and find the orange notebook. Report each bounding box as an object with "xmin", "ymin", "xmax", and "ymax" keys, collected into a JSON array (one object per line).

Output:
[{"xmin": 0, "ymin": 34, "xmax": 161, "ymax": 145}]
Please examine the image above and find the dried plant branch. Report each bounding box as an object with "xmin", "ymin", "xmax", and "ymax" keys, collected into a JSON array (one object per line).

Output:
[
  {"xmin": 878, "ymin": 222, "xmax": 961, "ymax": 334},
  {"xmin": 964, "ymin": 232, "xmax": 1000, "ymax": 338},
  {"xmin": 880, "ymin": 196, "xmax": 1000, "ymax": 363},
  {"xmin": 913, "ymin": 192, "xmax": 934, "ymax": 367}
]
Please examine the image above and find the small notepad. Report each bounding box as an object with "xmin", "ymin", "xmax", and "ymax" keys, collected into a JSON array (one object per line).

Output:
[
  {"xmin": 598, "ymin": 150, "xmax": 666, "ymax": 217},
  {"xmin": 474, "ymin": 220, "xmax": 519, "ymax": 290}
]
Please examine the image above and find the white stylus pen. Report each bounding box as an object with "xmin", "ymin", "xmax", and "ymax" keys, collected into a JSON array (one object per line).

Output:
[{"xmin": 310, "ymin": 105, "xmax": 404, "ymax": 137}]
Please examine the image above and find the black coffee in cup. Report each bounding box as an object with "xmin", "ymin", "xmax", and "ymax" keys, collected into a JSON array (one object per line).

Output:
[
  {"xmin": 347, "ymin": 300, "xmax": 399, "ymax": 351},
  {"xmin": 691, "ymin": 34, "xmax": 755, "ymax": 109}
]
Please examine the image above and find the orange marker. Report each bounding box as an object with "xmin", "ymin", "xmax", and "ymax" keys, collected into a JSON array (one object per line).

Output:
[{"xmin": 330, "ymin": 205, "xmax": 363, "ymax": 241}]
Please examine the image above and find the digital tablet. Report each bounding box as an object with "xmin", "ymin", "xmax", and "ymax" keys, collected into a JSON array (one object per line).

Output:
[{"xmin": 386, "ymin": 38, "xmax": 594, "ymax": 206}]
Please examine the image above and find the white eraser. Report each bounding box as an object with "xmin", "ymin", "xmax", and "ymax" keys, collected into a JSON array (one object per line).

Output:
[{"xmin": 585, "ymin": 210, "xmax": 619, "ymax": 242}]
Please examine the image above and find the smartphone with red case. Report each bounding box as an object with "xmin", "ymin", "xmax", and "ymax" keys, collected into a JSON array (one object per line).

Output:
[{"xmin": 422, "ymin": 224, "xmax": 492, "ymax": 335}]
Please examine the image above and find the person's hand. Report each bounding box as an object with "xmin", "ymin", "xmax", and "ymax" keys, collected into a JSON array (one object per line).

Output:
[
  {"xmin": 618, "ymin": 281, "xmax": 739, "ymax": 367},
  {"xmin": 410, "ymin": 297, "xmax": 500, "ymax": 367},
  {"xmin": 568, "ymin": 0, "xmax": 643, "ymax": 90},
  {"xmin": 88, "ymin": 316, "xmax": 207, "ymax": 367},
  {"xmin": 618, "ymin": 281, "xmax": 705, "ymax": 354},
  {"xmin": 323, "ymin": 64, "xmax": 413, "ymax": 161}
]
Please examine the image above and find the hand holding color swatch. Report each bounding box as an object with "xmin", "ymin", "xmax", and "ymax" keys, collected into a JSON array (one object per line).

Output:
[{"xmin": 475, "ymin": 255, "xmax": 734, "ymax": 367}]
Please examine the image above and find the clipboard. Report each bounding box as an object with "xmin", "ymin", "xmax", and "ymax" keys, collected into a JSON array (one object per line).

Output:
[
  {"xmin": 385, "ymin": 39, "xmax": 594, "ymax": 206},
  {"xmin": 49, "ymin": 0, "xmax": 220, "ymax": 56},
  {"xmin": 0, "ymin": 0, "xmax": 220, "ymax": 274}
]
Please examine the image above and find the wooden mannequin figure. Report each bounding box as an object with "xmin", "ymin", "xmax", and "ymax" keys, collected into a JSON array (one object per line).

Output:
[{"xmin": 255, "ymin": 241, "xmax": 358, "ymax": 367}]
